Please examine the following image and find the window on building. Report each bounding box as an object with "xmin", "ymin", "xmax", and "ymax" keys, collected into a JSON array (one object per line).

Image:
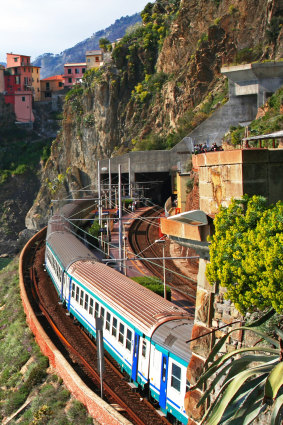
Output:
[
  {"xmin": 14, "ymin": 57, "xmax": 18, "ymax": 62},
  {"xmin": 95, "ymin": 57, "xmax": 99, "ymax": 62},
  {"xmin": 106, "ymin": 312, "xmax": 111, "ymax": 331},
  {"xmin": 59, "ymin": 82, "xmax": 63, "ymax": 87},
  {"xmin": 75, "ymin": 68, "xmax": 79, "ymax": 74},
  {"xmin": 84, "ymin": 294, "xmax": 89, "ymax": 311},
  {"xmin": 80, "ymin": 289, "xmax": 84, "ymax": 306},
  {"xmin": 46, "ymin": 82, "xmax": 50, "ymax": 89},
  {"xmin": 112, "ymin": 317, "xmax": 117, "ymax": 338},
  {"xmin": 68, "ymin": 78, "xmax": 72, "ymax": 83},
  {"xmin": 171, "ymin": 363, "xmax": 181, "ymax": 392},
  {"xmin": 126, "ymin": 329, "xmax": 132, "ymax": 351},
  {"xmin": 89, "ymin": 298, "xmax": 93, "ymax": 315},
  {"xmin": 82, "ymin": 68, "xmax": 85, "ymax": 73},
  {"xmin": 68, "ymin": 68, "xmax": 72, "ymax": 74},
  {"xmin": 87, "ymin": 59, "xmax": 90, "ymax": 62},
  {"xmin": 118, "ymin": 323, "xmax": 125, "ymax": 344},
  {"xmin": 22, "ymin": 96, "xmax": 25, "ymax": 102},
  {"xmin": 142, "ymin": 340, "xmax": 147, "ymax": 357}
]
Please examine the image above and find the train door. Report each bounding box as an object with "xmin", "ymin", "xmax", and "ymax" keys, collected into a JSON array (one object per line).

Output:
[
  {"xmin": 131, "ymin": 333, "xmax": 140, "ymax": 381},
  {"xmin": 67, "ymin": 276, "xmax": 72, "ymax": 311},
  {"xmin": 159, "ymin": 354, "xmax": 168, "ymax": 409}
]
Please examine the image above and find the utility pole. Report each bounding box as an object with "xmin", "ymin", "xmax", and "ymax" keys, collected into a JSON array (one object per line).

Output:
[{"xmin": 118, "ymin": 164, "xmax": 123, "ymax": 273}]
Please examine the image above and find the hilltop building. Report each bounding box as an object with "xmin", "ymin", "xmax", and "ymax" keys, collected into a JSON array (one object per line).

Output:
[
  {"xmin": 86, "ymin": 50, "xmax": 103, "ymax": 69},
  {"xmin": 4, "ymin": 53, "xmax": 42, "ymax": 123},
  {"xmin": 40, "ymin": 75, "xmax": 64, "ymax": 100},
  {"xmin": 63, "ymin": 63, "xmax": 86, "ymax": 88}
]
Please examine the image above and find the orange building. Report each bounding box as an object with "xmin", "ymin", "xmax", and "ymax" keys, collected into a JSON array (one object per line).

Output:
[{"xmin": 40, "ymin": 75, "xmax": 64, "ymax": 100}]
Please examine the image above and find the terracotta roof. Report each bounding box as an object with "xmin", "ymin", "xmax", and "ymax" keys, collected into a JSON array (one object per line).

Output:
[{"xmin": 41, "ymin": 75, "xmax": 64, "ymax": 81}]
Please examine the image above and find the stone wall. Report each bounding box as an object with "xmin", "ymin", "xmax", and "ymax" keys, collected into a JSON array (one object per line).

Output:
[{"xmin": 185, "ymin": 149, "xmax": 281, "ymax": 424}]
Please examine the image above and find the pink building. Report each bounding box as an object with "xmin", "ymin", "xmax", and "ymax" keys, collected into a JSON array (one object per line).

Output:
[
  {"xmin": 63, "ymin": 63, "xmax": 86, "ymax": 88},
  {"xmin": 5, "ymin": 53, "xmax": 35, "ymax": 122}
]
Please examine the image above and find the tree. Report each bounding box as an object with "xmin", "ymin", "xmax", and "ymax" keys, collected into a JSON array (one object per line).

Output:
[
  {"xmin": 99, "ymin": 37, "xmax": 110, "ymax": 51},
  {"xmin": 206, "ymin": 195, "xmax": 283, "ymax": 314}
]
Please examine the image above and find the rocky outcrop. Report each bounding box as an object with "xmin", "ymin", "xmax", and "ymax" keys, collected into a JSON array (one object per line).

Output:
[{"xmin": 26, "ymin": 0, "xmax": 283, "ymax": 230}]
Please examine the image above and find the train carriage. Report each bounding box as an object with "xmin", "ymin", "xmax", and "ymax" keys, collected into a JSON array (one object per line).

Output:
[{"xmin": 45, "ymin": 214, "xmax": 192, "ymax": 424}]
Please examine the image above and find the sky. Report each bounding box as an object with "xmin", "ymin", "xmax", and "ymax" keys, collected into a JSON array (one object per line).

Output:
[{"xmin": 0, "ymin": 0, "xmax": 150, "ymax": 63}]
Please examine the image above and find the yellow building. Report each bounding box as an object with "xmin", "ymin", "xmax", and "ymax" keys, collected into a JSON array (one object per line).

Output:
[
  {"xmin": 86, "ymin": 50, "xmax": 103, "ymax": 69},
  {"xmin": 31, "ymin": 66, "xmax": 41, "ymax": 101}
]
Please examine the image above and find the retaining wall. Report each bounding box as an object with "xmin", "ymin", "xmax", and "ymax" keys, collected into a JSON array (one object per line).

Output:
[{"xmin": 19, "ymin": 228, "xmax": 132, "ymax": 425}]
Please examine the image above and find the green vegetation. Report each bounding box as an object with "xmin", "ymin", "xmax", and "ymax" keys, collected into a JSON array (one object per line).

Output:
[
  {"xmin": 192, "ymin": 315, "xmax": 283, "ymax": 425},
  {"xmin": 0, "ymin": 127, "xmax": 52, "ymax": 184},
  {"xmin": 266, "ymin": 16, "xmax": 283, "ymax": 44},
  {"xmin": 229, "ymin": 87, "xmax": 283, "ymax": 146},
  {"xmin": 131, "ymin": 276, "xmax": 171, "ymax": 300},
  {"xmin": 206, "ymin": 195, "xmax": 283, "ymax": 314},
  {"xmin": 0, "ymin": 258, "xmax": 94, "ymax": 424}
]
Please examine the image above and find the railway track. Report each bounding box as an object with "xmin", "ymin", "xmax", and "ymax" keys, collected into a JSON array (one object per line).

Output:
[
  {"xmin": 22, "ymin": 233, "xmax": 171, "ymax": 425},
  {"xmin": 128, "ymin": 206, "xmax": 196, "ymax": 309}
]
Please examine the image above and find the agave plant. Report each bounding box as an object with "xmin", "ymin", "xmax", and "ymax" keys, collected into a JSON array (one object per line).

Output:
[{"xmin": 191, "ymin": 320, "xmax": 283, "ymax": 425}]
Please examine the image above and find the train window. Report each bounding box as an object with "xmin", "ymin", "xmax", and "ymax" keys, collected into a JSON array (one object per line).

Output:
[
  {"xmin": 75, "ymin": 286, "xmax": 79, "ymax": 302},
  {"xmin": 112, "ymin": 317, "xmax": 117, "ymax": 338},
  {"xmin": 95, "ymin": 302, "xmax": 99, "ymax": 317},
  {"xmin": 106, "ymin": 312, "xmax": 111, "ymax": 331},
  {"xmin": 89, "ymin": 298, "xmax": 94, "ymax": 315},
  {"xmin": 84, "ymin": 294, "xmax": 89, "ymax": 311},
  {"xmin": 171, "ymin": 363, "xmax": 181, "ymax": 392},
  {"xmin": 100, "ymin": 307, "xmax": 105, "ymax": 321},
  {"xmin": 71, "ymin": 283, "xmax": 75, "ymax": 298},
  {"xmin": 80, "ymin": 289, "xmax": 84, "ymax": 306},
  {"xmin": 186, "ymin": 379, "xmax": 190, "ymax": 393},
  {"xmin": 118, "ymin": 323, "xmax": 125, "ymax": 345},
  {"xmin": 142, "ymin": 340, "xmax": 147, "ymax": 357},
  {"xmin": 126, "ymin": 329, "xmax": 132, "ymax": 351}
]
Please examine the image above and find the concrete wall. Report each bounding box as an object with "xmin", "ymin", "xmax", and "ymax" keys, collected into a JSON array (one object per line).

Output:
[{"xmin": 193, "ymin": 149, "xmax": 283, "ymax": 214}]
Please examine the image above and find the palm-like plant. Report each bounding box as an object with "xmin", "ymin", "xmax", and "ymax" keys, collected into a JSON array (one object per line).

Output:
[{"xmin": 191, "ymin": 322, "xmax": 283, "ymax": 425}]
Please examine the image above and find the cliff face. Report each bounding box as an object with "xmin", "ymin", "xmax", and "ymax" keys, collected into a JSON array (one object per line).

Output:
[{"xmin": 26, "ymin": 0, "xmax": 283, "ymax": 229}]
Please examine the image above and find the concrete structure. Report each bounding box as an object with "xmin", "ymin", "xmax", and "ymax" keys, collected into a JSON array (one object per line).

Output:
[
  {"xmin": 194, "ymin": 148, "xmax": 283, "ymax": 214},
  {"xmin": 86, "ymin": 50, "xmax": 103, "ymax": 69},
  {"xmin": 40, "ymin": 75, "xmax": 64, "ymax": 100},
  {"xmin": 221, "ymin": 61, "xmax": 283, "ymax": 109},
  {"xmin": 63, "ymin": 63, "xmax": 86, "ymax": 87},
  {"xmin": 31, "ymin": 66, "xmax": 41, "ymax": 101},
  {"xmin": 173, "ymin": 61, "xmax": 283, "ymax": 150},
  {"xmin": 99, "ymin": 149, "xmax": 191, "ymax": 204}
]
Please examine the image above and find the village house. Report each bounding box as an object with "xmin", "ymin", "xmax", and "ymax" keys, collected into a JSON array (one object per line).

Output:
[
  {"xmin": 4, "ymin": 53, "xmax": 42, "ymax": 123},
  {"xmin": 40, "ymin": 75, "xmax": 64, "ymax": 100},
  {"xmin": 32, "ymin": 66, "xmax": 41, "ymax": 101},
  {"xmin": 85, "ymin": 50, "xmax": 103, "ymax": 69},
  {"xmin": 63, "ymin": 63, "xmax": 86, "ymax": 88}
]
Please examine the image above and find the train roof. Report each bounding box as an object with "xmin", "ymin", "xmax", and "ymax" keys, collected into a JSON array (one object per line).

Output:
[
  {"xmin": 67, "ymin": 259, "xmax": 191, "ymax": 338},
  {"xmin": 151, "ymin": 319, "xmax": 192, "ymax": 363},
  {"xmin": 47, "ymin": 230, "xmax": 97, "ymax": 270}
]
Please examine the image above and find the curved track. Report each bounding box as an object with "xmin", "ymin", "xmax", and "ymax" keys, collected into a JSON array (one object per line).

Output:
[
  {"xmin": 22, "ymin": 232, "xmax": 171, "ymax": 425},
  {"xmin": 128, "ymin": 206, "xmax": 196, "ymax": 310}
]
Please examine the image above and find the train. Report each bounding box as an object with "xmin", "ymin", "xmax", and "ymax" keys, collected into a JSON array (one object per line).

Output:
[{"xmin": 45, "ymin": 206, "xmax": 192, "ymax": 424}]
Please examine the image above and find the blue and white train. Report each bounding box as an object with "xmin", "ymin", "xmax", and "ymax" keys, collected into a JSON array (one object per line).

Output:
[{"xmin": 45, "ymin": 212, "xmax": 192, "ymax": 424}]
